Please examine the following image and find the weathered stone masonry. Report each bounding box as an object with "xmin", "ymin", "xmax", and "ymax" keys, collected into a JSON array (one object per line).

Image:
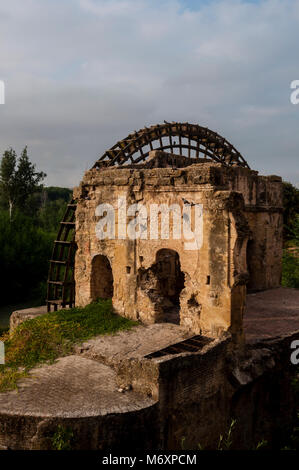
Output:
[
  {"xmin": 73, "ymin": 150, "xmax": 283, "ymax": 343},
  {"xmin": 2, "ymin": 123, "xmax": 298, "ymax": 451}
]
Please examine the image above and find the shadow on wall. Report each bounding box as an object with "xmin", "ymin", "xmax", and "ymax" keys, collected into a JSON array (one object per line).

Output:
[{"xmin": 91, "ymin": 255, "xmax": 113, "ymax": 300}]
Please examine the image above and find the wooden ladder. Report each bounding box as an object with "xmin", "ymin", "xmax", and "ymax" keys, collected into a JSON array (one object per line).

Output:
[{"xmin": 46, "ymin": 200, "xmax": 77, "ymax": 312}]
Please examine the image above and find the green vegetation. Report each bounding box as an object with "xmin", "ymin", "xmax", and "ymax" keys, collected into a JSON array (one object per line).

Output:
[
  {"xmin": 278, "ymin": 183, "xmax": 299, "ymax": 449},
  {"xmin": 0, "ymin": 210, "xmax": 56, "ymax": 305},
  {"xmin": 195, "ymin": 419, "xmax": 237, "ymax": 450},
  {"xmin": 283, "ymin": 182, "xmax": 299, "ymax": 242},
  {"xmin": 255, "ymin": 439, "xmax": 268, "ymax": 450},
  {"xmin": 0, "ymin": 299, "xmax": 137, "ymax": 392},
  {"xmin": 0, "ymin": 147, "xmax": 72, "ymax": 310},
  {"xmin": 282, "ymin": 249, "xmax": 299, "ymax": 288},
  {"xmin": 0, "ymin": 146, "xmax": 46, "ymax": 220},
  {"xmin": 216, "ymin": 418, "xmax": 236, "ymax": 450},
  {"xmin": 52, "ymin": 425, "xmax": 74, "ymax": 451},
  {"xmin": 282, "ymin": 183, "xmax": 299, "ymax": 289},
  {"xmin": 282, "ymin": 211, "xmax": 299, "ymax": 288}
]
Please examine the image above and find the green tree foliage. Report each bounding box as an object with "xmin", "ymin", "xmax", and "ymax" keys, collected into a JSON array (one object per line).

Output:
[
  {"xmin": 0, "ymin": 188, "xmax": 73, "ymax": 307},
  {"xmin": 37, "ymin": 187, "xmax": 72, "ymax": 231},
  {"xmin": 0, "ymin": 147, "xmax": 46, "ymax": 219},
  {"xmin": 282, "ymin": 215, "xmax": 299, "ymax": 289},
  {"xmin": 0, "ymin": 147, "xmax": 72, "ymax": 309},
  {"xmin": 288, "ymin": 215, "xmax": 299, "ymax": 247},
  {"xmin": 0, "ymin": 148, "xmax": 17, "ymax": 219},
  {"xmin": 0, "ymin": 210, "xmax": 54, "ymax": 305},
  {"xmin": 281, "ymin": 182, "xmax": 299, "ymax": 289},
  {"xmin": 282, "ymin": 250, "xmax": 299, "ymax": 289},
  {"xmin": 44, "ymin": 186, "xmax": 72, "ymax": 203},
  {"xmin": 283, "ymin": 182, "xmax": 299, "ymax": 242}
]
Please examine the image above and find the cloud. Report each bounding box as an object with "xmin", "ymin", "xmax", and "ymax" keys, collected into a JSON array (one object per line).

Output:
[{"xmin": 0, "ymin": 0, "xmax": 298, "ymax": 187}]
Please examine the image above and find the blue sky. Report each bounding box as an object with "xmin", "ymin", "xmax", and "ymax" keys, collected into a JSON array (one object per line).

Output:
[{"xmin": 0, "ymin": 0, "xmax": 298, "ymax": 187}]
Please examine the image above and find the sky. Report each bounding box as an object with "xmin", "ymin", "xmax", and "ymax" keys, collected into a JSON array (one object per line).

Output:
[{"xmin": 0, "ymin": 0, "xmax": 298, "ymax": 188}]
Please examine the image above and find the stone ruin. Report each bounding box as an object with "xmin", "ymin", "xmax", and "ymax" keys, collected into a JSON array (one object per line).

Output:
[
  {"xmin": 71, "ymin": 122, "xmax": 282, "ymax": 344},
  {"xmin": 5, "ymin": 122, "xmax": 299, "ymax": 451}
]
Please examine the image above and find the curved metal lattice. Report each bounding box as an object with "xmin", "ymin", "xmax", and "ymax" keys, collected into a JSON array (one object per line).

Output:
[{"xmin": 93, "ymin": 121, "xmax": 249, "ymax": 169}]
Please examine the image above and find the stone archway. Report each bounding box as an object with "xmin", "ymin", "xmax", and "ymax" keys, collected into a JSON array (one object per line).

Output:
[{"xmin": 91, "ymin": 254, "xmax": 113, "ymax": 300}]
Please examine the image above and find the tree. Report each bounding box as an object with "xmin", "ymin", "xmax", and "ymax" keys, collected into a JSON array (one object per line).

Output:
[
  {"xmin": 0, "ymin": 148, "xmax": 17, "ymax": 220},
  {"xmin": 0, "ymin": 146, "xmax": 46, "ymax": 220},
  {"xmin": 283, "ymin": 181, "xmax": 299, "ymax": 242}
]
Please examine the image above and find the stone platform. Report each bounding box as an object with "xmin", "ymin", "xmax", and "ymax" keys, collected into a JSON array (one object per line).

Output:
[
  {"xmin": 0, "ymin": 355, "xmax": 155, "ymax": 419},
  {"xmin": 1, "ymin": 287, "xmax": 299, "ymax": 449},
  {"xmin": 244, "ymin": 287, "xmax": 299, "ymax": 343},
  {"xmin": 74, "ymin": 323, "xmax": 192, "ymax": 363},
  {"xmin": 0, "ymin": 322, "xmax": 197, "ymax": 449}
]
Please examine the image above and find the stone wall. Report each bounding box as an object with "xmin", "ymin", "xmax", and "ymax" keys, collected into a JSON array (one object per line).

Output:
[
  {"xmin": 0, "ymin": 402, "xmax": 160, "ymax": 451},
  {"xmin": 73, "ymin": 152, "xmax": 283, "ymax": 341},
  {"xmin": 157, "ymin": 333, "xmax": 297, "ymax": 450},
  {"xmin": 0, "ymin": 330, "xmax": 297, "ymax": 450}
]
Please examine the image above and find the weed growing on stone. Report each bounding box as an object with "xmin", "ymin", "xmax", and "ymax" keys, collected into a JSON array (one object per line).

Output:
[
  {"xmin": 182, "ymin": 419, "xmax": 237, "ymax": 450},
  {"xmin": 52, "ymin": 425, "xmax": 74, "ymax": 450},
  {"xmin": 255, "ymin": 439, "xmax": 268, "ymax": 450},
  {"xmin": 216, "ymin": 419, "xmax": 236, "ymax": 450}
]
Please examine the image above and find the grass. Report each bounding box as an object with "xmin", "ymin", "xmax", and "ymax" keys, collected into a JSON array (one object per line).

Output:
[
  {"xmin": 0, "ymin": 299, "xmax": 137, "ymax": 393},
  {"xmin": 194, "ymin": 419, "xmax": 237, "ymax": 451}
]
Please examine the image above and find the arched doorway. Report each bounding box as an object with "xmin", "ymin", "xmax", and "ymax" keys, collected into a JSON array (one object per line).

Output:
[{"xmin": 91, "ymin": 255, "xmax": 113, "ymax": 300}]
